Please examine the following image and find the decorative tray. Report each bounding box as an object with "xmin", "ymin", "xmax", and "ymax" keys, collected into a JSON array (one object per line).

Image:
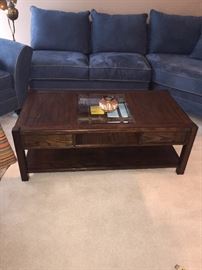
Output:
[{"xmin": 78, "ymin": 94, "xmax": 134, "ymax": 124}]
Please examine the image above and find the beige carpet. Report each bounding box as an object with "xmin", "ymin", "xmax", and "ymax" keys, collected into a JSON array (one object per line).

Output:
[{"xmin": 0, "ymin": 113, "xmax": 202, "ymax": 270}]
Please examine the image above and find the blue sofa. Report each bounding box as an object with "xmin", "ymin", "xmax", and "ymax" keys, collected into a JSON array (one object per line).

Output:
[
  {"xmin": 147, "ymin": 10, "xmax": 202, "ymax": 116},
  {"xmin": 30, "ymin": 7, "xmax": 151, "ymax": 91},
  {"xmin": 29, "ymin": 7, "xmax": 202, "ymax": 116},
  {"xmin": 0, "ymin": 39, "xmax": 32, "ymax": 116}
]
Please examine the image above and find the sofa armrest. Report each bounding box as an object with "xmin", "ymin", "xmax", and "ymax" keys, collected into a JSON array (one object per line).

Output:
[{"xmin": 0, "ymin": 38, "xmax": 33, "ymax": 107}]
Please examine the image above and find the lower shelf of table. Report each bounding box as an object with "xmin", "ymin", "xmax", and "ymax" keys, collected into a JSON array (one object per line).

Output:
[{"xmin": 26, "ymin": 145, "xmax": 179, "ymax": 172}]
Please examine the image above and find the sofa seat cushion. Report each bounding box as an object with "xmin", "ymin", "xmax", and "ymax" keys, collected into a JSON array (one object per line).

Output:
[
  {"xmin": 147, "ymin": 53, "xmax": 202, "ymax": 96},
  {"xmin": 31, "ymin": 51, "xmax": 89, "ymax": 80},
  {"xmin": 0, "ymin": 70, "xmax": 13, "ymax": 91},
  {"xmin": 89, "ymin": 52, "xmax": 151, "ymax": 82}
]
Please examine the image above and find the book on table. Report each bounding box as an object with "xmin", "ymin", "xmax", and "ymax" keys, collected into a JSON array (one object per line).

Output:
[{"xmin": 78, "ymin": 94, "xmax": 134, "ymax": 124}]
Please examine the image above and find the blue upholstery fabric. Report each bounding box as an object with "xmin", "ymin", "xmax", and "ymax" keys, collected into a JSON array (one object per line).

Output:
[
  {"xmin": 173, "ymin": 95, "xmax": 202, "ymax": 116},
  {"xmin": 31, "ymin": 6, "xmax": 90, "ymax": 53},
  {"xmin": 89, "ymin": 53, "xmax": 151, "ymax": 82},
  {"xmin": 30, "ymin": 80, "xmax": 150, "ymax": 90},
  {"xmin": 0, "ymin": 88, "xmax": 17, "ymax": 102},
  {"xmin": 0, "ymin": 97, "xmax": 18, "ymax": 116},
  {"xmin": 91, "ymin": 10, "xmax": 148, "ymax": 54},
  {"xmin": 0, "ymin": 69, "xmax": 16, "ymax": 115},
  {"xmin": 190, "ymin": 32, "xmax": 202, "ymax": 60},
  {"xmin": 0, "ymin": 70, "xmax": 13, "ymax": 91},
  {"xmin": 31, "ymin": 51, "xmax": 89, "ymax": 80},
  {"xmin": 147, "ymin": 53, "xmax": 202, "ymax": 96},
  {"xmin": 149, "ymin": 10, "xmax": 202, "ymax": 54},
  {"xmin": 152, "ymin": 83, "xmax": 202, "ymax": 117},
  {"xmin": 0, "ymin": 38, "xmax": 32, "ymax": 115}
]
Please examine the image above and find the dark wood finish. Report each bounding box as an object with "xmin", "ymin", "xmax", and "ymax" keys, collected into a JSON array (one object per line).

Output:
[
  {"xmin": 23, "ymin": 134, "xmax": 73, "ymax": 149},
  {"xmin": 12, "ymin": 90, "xmax": 198, "ymax": 181},
  {"xmin": 176, "ymin": 124, "xmax": 198, "ymax": 174},
  {"xmin": 75, "ymin": 132, "xmax": 139, "ymax": 147},
  {"xmin": 26, "ymin": 146, "xmax": 179, "ymax": 172},
  {"xmin": 140, "ymin": 131, "xmax": 187, "ymax": 145},
  {"xmin": 16, "ymin": 90, "xmax": 193, "ymax": 131},
  {"xmin": 12, "ymin": 127, "xmax": 29, "ymax": 181}
]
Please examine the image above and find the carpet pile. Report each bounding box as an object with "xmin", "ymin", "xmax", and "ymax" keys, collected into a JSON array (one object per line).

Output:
[{"xmin": 0, "ymin": 113, "xmax": 201, "ymax": 270}]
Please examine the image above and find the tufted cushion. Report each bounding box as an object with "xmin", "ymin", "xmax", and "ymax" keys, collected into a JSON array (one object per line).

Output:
[
  {"xmin": 91, "ymin": 10, "xmax": 148, "ymax": 54},
  {"xmin": 149, "ymin": 10, "xmax": 202, "ymax": 54},
  {"xmin": 147, "ymin": 53, "xmax": 202, "ymax": 96},
  {"xmin": 31, "ymin": 51, "xmax": 89, "ymax": 80},
  {"xmin": 190, "ymin": 32, "xmax": 202, "ymax": 60},
  {"xmin": 89, "ymin": 52, "xmax": 151, "ymax": 82},
  {"xmin": 31, "ymin": 6, "xmax": 90, "ymax": 53}
]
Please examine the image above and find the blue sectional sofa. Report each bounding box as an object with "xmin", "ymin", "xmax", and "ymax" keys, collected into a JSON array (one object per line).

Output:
[
  {"xmin": 30, "ymin": 7, "xmax": 151, "ymax": 91},
  {"xmin": 29, "ymin": 7, "xmax": 202, "ymax": 116},
  {"xmin": 0, "ymin": 39, "xmax": 32, "ymax": 116},
  {"xmin": 147, "ymin": 10, "xmax": 202, "ymax": 116}
]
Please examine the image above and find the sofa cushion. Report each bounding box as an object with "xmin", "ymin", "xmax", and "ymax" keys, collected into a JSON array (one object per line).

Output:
[
  {"xmin": 0, "ymin": 70, "xmax": 13, "ymax": 91},
  {"xmin": 31, "ymin": 6, "xmax": 90, "ymax": 54},
  {"xmin": 149, "ymin": 10, "xmax": 202, "ymax": 54},
  {"xmin": 91, "ymin": 10, "xmax": 148, "ymax": 54},
  {"xmin": 31, "ymin": 51, "xmax": 89, "ymax": 80},
  {"xmin": 89, "ymin": 52, "xmax": 151, "ymax": 82},
  {"xmin": 190, "ymin": 31, "xmax": 202, "ymax": 60},
  {"xmin": 147, "ymin": 53, "xmax": 202, "ymax": 96}
]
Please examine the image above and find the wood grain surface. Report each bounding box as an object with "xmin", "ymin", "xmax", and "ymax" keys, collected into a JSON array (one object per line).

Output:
[{"xmin": 12, "ymin": 90, "xmax": 198, "ymax": 180}]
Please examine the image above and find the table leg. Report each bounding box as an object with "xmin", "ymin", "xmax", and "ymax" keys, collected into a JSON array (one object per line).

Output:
[
  {"xmin": 176, "ymin": 125, "xmax": 198, "ymax": 175},
  {"xmin": 12, "ymin": 128, "xmax": 29, "ymax": 181}
]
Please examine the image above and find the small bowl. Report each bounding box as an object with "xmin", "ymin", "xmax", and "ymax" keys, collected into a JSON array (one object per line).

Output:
[{"xmin": 99, "ymin": 96, "xmax": 118, "ymax": 112}]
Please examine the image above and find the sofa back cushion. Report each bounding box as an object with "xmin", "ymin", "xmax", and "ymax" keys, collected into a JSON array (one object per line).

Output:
[
  {"xmin": 31, "ymin": 6, "xmax": 90, "ymax": 54},
  {"xmin": 91, "ymin": 10, "xmax": 148, "ymax": 54},
  {"xmin": 149, "ymin": 10, "xmax": 202, "ymax": 54}
]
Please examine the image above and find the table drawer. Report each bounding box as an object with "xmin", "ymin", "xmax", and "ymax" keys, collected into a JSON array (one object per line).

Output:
[
  {"xmin": 23, "ymin": 134, "xmax": 73, "ymax": 149},
  {"xmin": 140, "ymin": 132, "xmax": 186, "ymax": 145},
  {"xmin": 76, "ymin": 132, "xmax": 139, "ymax": 147}
]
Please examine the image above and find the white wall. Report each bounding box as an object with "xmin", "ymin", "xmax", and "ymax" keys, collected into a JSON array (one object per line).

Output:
[{"xmin": 0, "ymin": 0, "xmax": 202, "ymax": 44}]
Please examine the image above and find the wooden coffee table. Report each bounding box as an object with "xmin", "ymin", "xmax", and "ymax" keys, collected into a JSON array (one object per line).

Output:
[{"xmin": 12, "ymin": 90, "xmax": 198, "ymax": 181}]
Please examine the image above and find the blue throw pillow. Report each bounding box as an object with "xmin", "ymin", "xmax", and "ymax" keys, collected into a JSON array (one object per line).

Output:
[
  {"xmin": 190, "ymin": 32, "xmax": 202, "ymax": 60},
  {"xmin": 91, "ymin": 10, "xmax": 148, "ymax": 54},
  {"xmin": 31, "ymin": 6, "xmax": 90, "ymax": 53},
  {"xmin": 149, "ymin": 9, "xmax": 202, "ymax": 54}
]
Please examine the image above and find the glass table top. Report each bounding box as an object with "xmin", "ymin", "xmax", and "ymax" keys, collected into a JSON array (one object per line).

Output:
[{"xmin": 78, "ymin": 93, "xmax": 134, "ymax": 124}]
